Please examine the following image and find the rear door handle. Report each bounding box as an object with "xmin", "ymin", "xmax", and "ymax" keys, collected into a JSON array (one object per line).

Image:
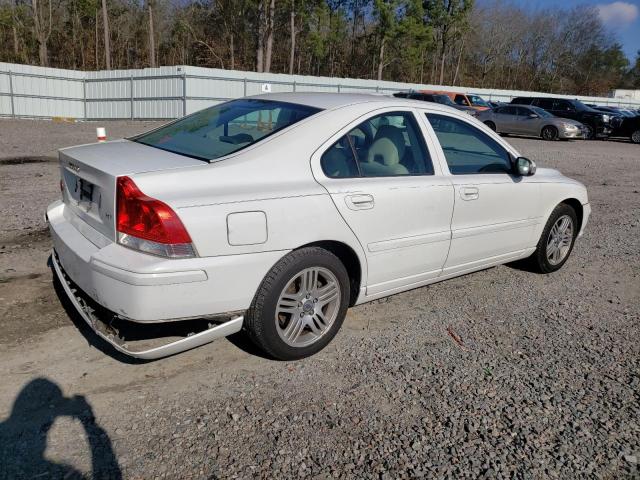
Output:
[
  {"xmin": 460, "ymin": 187, "xmax": 479, "ymax": 201},
  {"xmin": 345, "ymin": 194, "xmax": 375, "ymax": 210}
]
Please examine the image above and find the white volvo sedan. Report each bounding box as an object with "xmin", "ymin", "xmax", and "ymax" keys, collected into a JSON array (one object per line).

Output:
[{"xmin": 46, "ymin": 93, "xmax": 590, "ymax": 360}]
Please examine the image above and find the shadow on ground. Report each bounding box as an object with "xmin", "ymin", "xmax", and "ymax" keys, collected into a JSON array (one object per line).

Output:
[{"xmin": 0, "ymin": 378, "xmax": 122, "ymax": 479}]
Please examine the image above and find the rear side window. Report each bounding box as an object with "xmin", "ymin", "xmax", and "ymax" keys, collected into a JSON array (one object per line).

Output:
[
  {"xmin": 134, "ymin": 99, "xmax": 320, "ymax": 161},
  {"xmin": 321, "ymin": 111, "xmax": 434, "ymax": 178},
  {"xmin": 426, "ymin": 113, "xmax": 512, "ymax": 175},
  {"xmin": 536, "ymin": 98, "xmax": 555, "ymax": 110}
]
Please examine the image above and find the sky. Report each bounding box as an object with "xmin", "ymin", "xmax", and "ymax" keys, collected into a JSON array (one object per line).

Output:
[{"xmin": 481, "ymin": 0, "xmax": 640, "ymax": 62}]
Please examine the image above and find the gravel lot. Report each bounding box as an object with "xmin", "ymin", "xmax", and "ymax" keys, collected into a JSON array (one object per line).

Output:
[{"xmin": 0, "ymin": 118, "xmax": 639, "ymax": 479}]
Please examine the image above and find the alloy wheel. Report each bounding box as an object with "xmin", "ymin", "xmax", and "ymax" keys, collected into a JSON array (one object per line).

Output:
[
  {"xmin": 546, "ymin": 215, "xmax": 574, "ymax": 266},
  {"xmin": 275, "ymin": 267, "xmax": 341, "ymax": 347},
  {"xmin": 542, "ymin": 126, "xmax": 557, "ymax": 141}
]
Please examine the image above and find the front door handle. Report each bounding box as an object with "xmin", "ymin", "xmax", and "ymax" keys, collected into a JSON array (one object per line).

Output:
[
  {"xmin": 345, "ymin": 194, "xmax": 375, "ymax": 210},
  {"xmin": 460, "ymin": 187, "xmax": 479, "ymax": 201}
]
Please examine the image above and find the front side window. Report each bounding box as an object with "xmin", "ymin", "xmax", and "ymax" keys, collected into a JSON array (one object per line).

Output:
[
  {"xmin": 426, "ymin": 114, "xmax": 512, "ymax": 175},
  {"xmin": 321, "ymin": 111, "xmax": 434, "ymax": 178},
  {"xmin": 454, "ymin": 95, "xmax": 469, "ymax": 106},
  {"xmin": 553, "ymin": 100, "xmax": 574, "ymax": 112},
  {"xmin": 134, "ymin": 99, "xmax": 321, "ymax": 161}
]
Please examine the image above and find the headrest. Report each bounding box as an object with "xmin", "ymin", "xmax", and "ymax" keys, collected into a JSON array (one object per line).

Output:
[
  {"xmin": 367, "ymin": 137, "xmax": 400, "ymax": 166},
  {"xmin": 375, "ymin": 125, "xmax": 406, "ymax": 159}
]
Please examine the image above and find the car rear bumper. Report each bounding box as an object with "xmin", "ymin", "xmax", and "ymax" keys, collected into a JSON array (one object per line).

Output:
[
  {"xmin": 51, "ymin": 251, "xmax": 244, "ymax": 359},
  {"xmin": 46, "ymin": 200, "xmax": 286, "ymax": 323}
]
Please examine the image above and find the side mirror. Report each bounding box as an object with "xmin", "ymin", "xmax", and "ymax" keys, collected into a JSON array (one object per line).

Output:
[
  {"xmin": 515, "ymin": 157, "xmax": 536, "ymax": 176},
  {"xmin": 528, "ymin": 113, "xmax": 539, "ymax": 118}
]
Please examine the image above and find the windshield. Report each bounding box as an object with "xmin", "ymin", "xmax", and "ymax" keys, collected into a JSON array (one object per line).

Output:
[
  {"xmin": 530, "ymin": 106, "xmax": 553, "ymax": 118},
  {"xmin": 468, "ymin": 95, "xmax": 489, "ymax": 107},
  {"xmin": 134, "ymin": 99, "xmax": 321, "ymax": 161}
]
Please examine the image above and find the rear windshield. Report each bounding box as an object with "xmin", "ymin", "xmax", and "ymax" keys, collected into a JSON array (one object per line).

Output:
[{"xmin": 133, "ymin": 99, "xmax": 321, "ymax": 161}]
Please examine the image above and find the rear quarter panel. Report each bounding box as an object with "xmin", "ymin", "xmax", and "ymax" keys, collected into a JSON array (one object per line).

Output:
[{"xmin": 128, "ymin": 111, "xmax": 370, "ymax": 284}]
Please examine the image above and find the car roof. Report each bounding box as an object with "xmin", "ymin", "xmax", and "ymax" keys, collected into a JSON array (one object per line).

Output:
[{"xmin": 244, "ymin": 92, "xmax": 461, "ymax": 114}]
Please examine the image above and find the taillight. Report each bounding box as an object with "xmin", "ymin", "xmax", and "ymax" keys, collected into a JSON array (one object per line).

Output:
[{"xmin": 116, "ymin": 176, "xmax": 195, "ymax": 258}]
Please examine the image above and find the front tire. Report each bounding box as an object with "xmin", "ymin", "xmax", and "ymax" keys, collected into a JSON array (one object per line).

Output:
[
  {"xmin": 541, "ymin": 125, "xmax": 558, "ymax": 141},
  {"xmin": 584, "ymin": 125, "xmax": 594, "ymax": 140},
  {"xmin": 244, "ymin": 247, "xmax": 350, "ymax": 360},
  {"xmin": 631, "ymin": 129, "xmax": 640, "ymax": 144},
  {"xmin": 484, "ymin": 121, "xmax": 496, "ymax": 132},
  {"xmin": 528, "ymin": 204, "xmax": 578, "ymax": 273}
]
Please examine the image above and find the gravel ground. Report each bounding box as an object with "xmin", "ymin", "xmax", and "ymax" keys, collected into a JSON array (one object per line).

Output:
[{"xmin": 0, "ymin": 119, "xmax": 639, "ymax": 479}]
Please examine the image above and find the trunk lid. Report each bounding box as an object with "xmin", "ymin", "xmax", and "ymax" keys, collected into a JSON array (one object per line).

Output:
[{"xmin": 59, "ymin": 139, "xmax": 205, "ymax": 240}]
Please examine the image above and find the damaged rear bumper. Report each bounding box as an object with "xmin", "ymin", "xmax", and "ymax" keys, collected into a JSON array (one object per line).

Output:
[{"xmin": 52, "ymin": 251, "xmax": 243, "ymax": 360}]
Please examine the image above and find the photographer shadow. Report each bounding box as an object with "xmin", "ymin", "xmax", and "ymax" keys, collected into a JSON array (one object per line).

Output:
[{"xmin": 0, "ymin": 378, "xmax": 122, "ymax": 479}]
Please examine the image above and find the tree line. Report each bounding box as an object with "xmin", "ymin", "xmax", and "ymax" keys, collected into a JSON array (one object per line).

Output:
[{"xmin": 1, "ymin": 0, "xmax": 639, "ymax": 96}]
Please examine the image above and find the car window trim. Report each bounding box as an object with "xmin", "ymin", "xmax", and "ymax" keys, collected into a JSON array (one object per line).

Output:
[
  {"xmin": 424, "ymin": 112, "xmax": 515, "ymax": 176},
  {"xmin": 345, "ymin": 134, "xmax": 363, "ymax": 177},
  {"xmin": 319, "ymin": 109, "xmax": 436, "ymax": 179}
]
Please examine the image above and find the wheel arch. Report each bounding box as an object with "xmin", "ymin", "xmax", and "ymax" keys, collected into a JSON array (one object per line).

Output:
[
  {"xmin": 559, "ymin": 198, "xmax": 584, "ymax": 232},
  {"xmin": 297, "ymin": 240, "xmax": 362, "ymax": 307}
]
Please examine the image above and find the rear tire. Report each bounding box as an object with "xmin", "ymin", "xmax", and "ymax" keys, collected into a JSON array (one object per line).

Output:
[
  {"xmin": 528, "ymin": 204, "xmax": 578, "ymax": 273},
  {"xmin": 244, "ymin": 247, "xmax": 350, "ymax": 360},
  {"xmin": 541, "ymin": 125, "xmax": 558, "ymax": 141},
  {"xmin": 631, "ymin": 129, "xmax": 640, "ymax": 144},
  {"xmin": 485, "ymin": 121, "xmax": 496, "ymax": 132}
]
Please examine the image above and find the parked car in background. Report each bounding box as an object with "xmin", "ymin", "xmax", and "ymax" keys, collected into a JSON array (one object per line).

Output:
[
  {"xmin": 510, "ymin": 97, "xmax": 612, "ymax": 139},
  {"xmin": 46, "ymin": 93, "xmax": 590, "ymax": 361},
  {"xmin": 420, "ymin": 90, "xmax": 490, "ymax": 111},
  {"xmin": 393, "ymin": 91, "xmax": 476, "ymax": 114},
  {"xmin": 607, "ymin": 113, "xmax": 640, "ymax": 144},
  {"xmin": 586, "ymin": 105, "xmax": 625, "ymax": 129},
  {"xmin": 477, "ymin": 105, "xmax": 587, "ymax": 140}
]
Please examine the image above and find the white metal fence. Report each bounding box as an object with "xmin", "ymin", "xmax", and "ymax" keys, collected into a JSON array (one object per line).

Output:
[{"xmin": 1, "ymin": 62, "xmax": 639, "ymax": 120}]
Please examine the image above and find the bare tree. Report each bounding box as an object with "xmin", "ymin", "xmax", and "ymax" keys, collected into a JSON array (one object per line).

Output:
[
  {"xmin": 256, "ymin": 0, "xmax": 264, "ymax": 72},
  {"xmin": 148, "ymin": 0, "xmax": 156, "ymax": 67},
  {"xmin": 264, "ymin": 0, "xmax": 275, "ymax": 72},
  {"xmin": 288, "ymin": 0, "xmax": 295, "ymax": 75},
  {"xmin": 101, "ymin": 0, "xmax": 111, "ymax": 69},
  {"xmin": 31, "ymin": 0, "xmax": 52, "ymax": 66}
]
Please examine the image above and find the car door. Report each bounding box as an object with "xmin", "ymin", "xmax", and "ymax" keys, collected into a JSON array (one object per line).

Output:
[
  {"xmin": 552, "ymin": 100, "xmax": 577, "ymax": 121},
  {"xmin": 423, "ymin": 112, "xmax": 540, "ymax": 274},
  {"xmin": 313, "ymin": 109, "xmax": 454, "ymax": 296},
  {"xmin": 496, "ymin": 106, "xmax": 520, "ymax": 133},
  {"xmin": 515, "ymin": 106, "xmax": 543, "ymax": 136}
]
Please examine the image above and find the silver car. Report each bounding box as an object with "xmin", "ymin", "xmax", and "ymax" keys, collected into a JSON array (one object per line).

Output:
[{"xmin": 477, "ymin": 105, "xmax": 587, "ymax": 140}]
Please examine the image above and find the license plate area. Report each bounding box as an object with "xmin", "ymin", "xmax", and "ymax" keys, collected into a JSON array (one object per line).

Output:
[{"xmin": 78, "ymin": 178, "xmax": 94, "ymax": 203}]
